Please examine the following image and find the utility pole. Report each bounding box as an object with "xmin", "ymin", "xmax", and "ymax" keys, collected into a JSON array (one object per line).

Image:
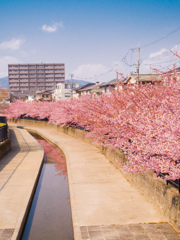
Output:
[
  {"xmin": 70, "ymin": 74, "xmax": 74, "ymax": 99},
  {"xmin": 137, "ymin": 42, "xmax": 140, "ymax": 83}
]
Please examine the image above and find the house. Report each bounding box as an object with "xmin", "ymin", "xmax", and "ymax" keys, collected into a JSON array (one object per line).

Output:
[
  {"xmin": 25, "ymin": 93, "xmax": 37, "ymax": 102},
  {"xmin": 36, "ymin": 90, "xmax": 53, "ymax": 101},
  {"xmin": 73, "ymin": 83, "xmax": 96, "ymax": 98},
  {"xmin": 54, "ymin": 82, "xmax": 79, "ymax": 100},
  {"xmin": 73, "ymin": 80, "xmax": 120, "ymax": 98},
  {"xmin": 126, "ymin": 74, "xmax": 161, "ymax": 85},
  {"xmin": 98, "ymin": 79, "xmax": 117, "ymax": 93}
]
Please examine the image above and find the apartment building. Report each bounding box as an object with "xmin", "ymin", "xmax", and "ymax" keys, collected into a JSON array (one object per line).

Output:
[{"xmin": 8, "ymin": 63, "xmax": 65, "ymax": 97}]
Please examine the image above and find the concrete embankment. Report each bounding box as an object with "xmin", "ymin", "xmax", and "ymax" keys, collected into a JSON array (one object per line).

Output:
[
  {"xmin": 7, "ymin": 119, "xmax": 180, "ymax": 234},
  {"xmin": 6, "ymin": 121, "xmax": 180, "ymax": 240}
]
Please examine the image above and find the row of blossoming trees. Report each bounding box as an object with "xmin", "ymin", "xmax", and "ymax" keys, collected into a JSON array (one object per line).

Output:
[{"xmin": 3, "ymin": 66, "xmax": 180, "ymax": 181}]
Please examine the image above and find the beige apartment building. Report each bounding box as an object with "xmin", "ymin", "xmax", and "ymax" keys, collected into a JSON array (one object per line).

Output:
[{"xmin": 8, "ymin": 63, "xmax": 65, "ymax": 97}]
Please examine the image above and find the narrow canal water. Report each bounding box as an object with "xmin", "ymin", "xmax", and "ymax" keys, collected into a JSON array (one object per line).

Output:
[{"xmin": 21, "ymin": 134, "xmax": 74, "ymax": 240}]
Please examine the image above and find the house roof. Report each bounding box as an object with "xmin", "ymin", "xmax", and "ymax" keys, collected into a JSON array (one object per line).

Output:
[
  {"xmin": 126, "ymin": 74, "xmax": 161, "ymax": 84},
  {"xmin": 74, "ymin": 83, "xmax": 95, "ymax": 91},
  {"xmin": 99, "ymin": 79, "xmax": 117, "ymax": 87}
]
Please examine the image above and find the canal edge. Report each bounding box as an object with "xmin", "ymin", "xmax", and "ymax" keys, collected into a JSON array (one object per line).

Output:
[{"xmin": 19, "ymin": 127, "xmax": 82, "ymax": 240}]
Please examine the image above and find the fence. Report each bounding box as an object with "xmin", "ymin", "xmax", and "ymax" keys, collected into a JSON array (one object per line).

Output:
[
  {"xmin": 167, "ymin": 179, "xmax": 180, "ymax": 193},
  {"xmin": 158, "ymin": 172, "xmax": 180, "ymax": 193}
]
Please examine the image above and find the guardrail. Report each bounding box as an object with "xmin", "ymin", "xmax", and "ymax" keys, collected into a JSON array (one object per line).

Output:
[
  {"xmin": 167, "ymin": 179, "xmax": 180, "ymax": 193},
  {"xmin": 0, "ymin": 124, "xmax": 8, "ymax": 142},
  {"xmin": 0, "ymin": 116, "xmax": 8, "ymax": 142},
  {"xmin": 158, "ymin": 172, "xmax": 180, "ymax": 193}
]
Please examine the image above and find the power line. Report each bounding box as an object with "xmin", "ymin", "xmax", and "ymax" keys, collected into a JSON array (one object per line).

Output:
[
  {"xmin": 141, "ymin": 25, "xmax": 180, "ymax": 48},
  {"xmin": 71, "ymin": 25, "xmax": 180, "ymax": 80}
]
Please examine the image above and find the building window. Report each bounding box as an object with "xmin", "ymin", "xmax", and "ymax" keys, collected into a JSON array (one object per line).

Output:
[{"xmin": 65, "ymin": 84, "xmax": 71, "ymax": 89}]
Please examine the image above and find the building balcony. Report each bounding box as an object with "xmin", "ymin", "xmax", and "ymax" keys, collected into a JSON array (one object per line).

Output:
[
  {"xmin": 54, "ymin": 70, "xmax": 63, "ymax": 73},
  {"xmin": 55, "ymin": 78, "xmax": 64, "ymax": 82},
  {"xmin": 44, "ymin": 66, "xmax": 54, "ymax": 69},
  {"xmin": 55, "ymin": 74, "xmax": 65, "ymax": 77},
  {"xmin": 19, "ymin": 66, "xmax": 28, "ymax": 70},
  {"xmin": 9, "ymin": 75, "xmax": 19, "ymax": 78},
  {"xmin": 20, "ymin": 75, "xmax": 29, "ymax": 78},
  {"xmin": 20, "ymin": 84, "xmax": 29, "ymax": 87},
  {"xmin": 19, "ymin": 71, "xmax": 28, "ymax": 74},
  {"xmin": 37, "ymin": 74, "xmax": 45, "ymax": 77},
  {"xmin": 45, "ymin": 70, "xmax": 54, "ymax": 74},
  {"xmin": 10, "ymin": 88, "xmax": 20, "ymax": 91},
  {"xmin": 9, "ymin": 71, "xmax": 19, "ymax": 74},
  {"xmin": 8, "ymin": 66, "xmax": 19, "ymax": 70},
  {"xmin": 28, "ymin": 66, "xmax": 36, "ymax": 69},
  {"xmin": 29, "ymin": 75, "xmax": 36, "ymax": 78},
  {"xmin": 45, "ymin": 74, "xmax": 54, "ymax": 78},
  {"xmin": 20, "ymin": 88, "xmax": 29, "ymax": 91},
  {"xmin": 29, "ymin": 79, "xmax": 37, "ymax": 82},
  {"xmin": 45, "ymin": 79, "xmax": 54, "ymax": 82},
  {"xmin": 20, "ymin": 80, "xmax": 28, "ymax": 83},
  {"xmin": 36, "ymin": 66, "xmax": 44, "ymax": 69},
  {"xmin": 9, "ymin": 84, "xmax": 19, "ymax": 87},
  {"xmin": 9, "ymin": 80, "xmax": 19, "ymax": 83}
]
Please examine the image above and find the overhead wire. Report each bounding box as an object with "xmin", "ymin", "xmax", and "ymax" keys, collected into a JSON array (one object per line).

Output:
[{"xmin": 72, "ymin": 25, "xmax": 180, "ymax": 80}]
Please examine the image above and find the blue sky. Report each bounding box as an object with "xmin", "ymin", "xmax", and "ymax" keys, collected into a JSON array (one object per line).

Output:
[{"xmin": 0, "ymin": 0, "xmax": 180, "ymax": 82}]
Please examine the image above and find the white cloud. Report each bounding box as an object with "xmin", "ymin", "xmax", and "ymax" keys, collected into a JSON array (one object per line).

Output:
[
  {"xmin": 42, "ymin": 21, "xmax": 64, "ymax": 33},
  {"xmin": 72, "ymin": 62, "xmax": 127, "ymax": 82},
  {"xmin": 140, "ymin": 44, "xmax": 180, "ymax": 74},
  {"xmin": 0, "ymin": 56, "xmax": 19, "ymax": 78},
  {"xmin": 149, "ymin": 48, "xmax": 169, "ymax": 59},
  {"xmin": 0, "ymin": 38, "xmax": 24, "ymax": 50}
]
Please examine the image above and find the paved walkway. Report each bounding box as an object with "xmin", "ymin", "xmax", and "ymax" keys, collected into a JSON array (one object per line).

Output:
[
  {"xmin": 0, "ymin": 127, "xmax": 44, "ymax": 240},
  {"xmin": 1, "ymin": 123, "xmax": 180, "ymax": 239}
]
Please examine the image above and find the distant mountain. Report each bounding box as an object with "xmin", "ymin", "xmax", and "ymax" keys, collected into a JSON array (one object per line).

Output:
[
  {"xmin": 0, "ymin": 77, "xmax": 8, "ymax": 89},
  {"xmin": 65, "ymin": 79, "xmax": 91, "ymax": 87}
]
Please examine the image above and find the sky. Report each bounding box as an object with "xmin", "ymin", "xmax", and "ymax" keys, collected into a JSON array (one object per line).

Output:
[{"xmin": 1, "ymin": 0, "xmax": 180, "ymax": 82}]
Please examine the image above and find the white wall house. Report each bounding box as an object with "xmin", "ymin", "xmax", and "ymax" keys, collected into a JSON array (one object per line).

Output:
[{"xmin": 54, "ymin": 82, "xmax": 79, "ymax": 100}]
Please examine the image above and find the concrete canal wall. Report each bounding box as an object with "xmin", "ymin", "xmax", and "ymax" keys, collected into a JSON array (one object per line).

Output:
[{"xmin": 7, "ymin": 118, "xmax": 180, "ymax": 233}]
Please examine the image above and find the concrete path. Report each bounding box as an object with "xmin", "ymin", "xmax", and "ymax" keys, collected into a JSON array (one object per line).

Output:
[
  {"xmin": 1, "ymin": 123, "xmax": 180, "ymax": 240},
  {"xmin": 0, "ymin": 127, "xmax": 44, "ymax": 240}
]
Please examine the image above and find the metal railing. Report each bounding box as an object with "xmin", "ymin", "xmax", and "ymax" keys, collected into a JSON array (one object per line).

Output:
[
  {"xmin": 167, "ymin": 179, "xmax": 180, "ymax": 193},
  {"xmin": 158, "ymin": 172, "xmax": 180, "ymax": 193},
  {"xmin": 0, "ymin": 116, "xmax": 8, "ymax": 142},
  {"xmin": 0, "ymin": 124, "xmax": 8, "ymax": 142}
]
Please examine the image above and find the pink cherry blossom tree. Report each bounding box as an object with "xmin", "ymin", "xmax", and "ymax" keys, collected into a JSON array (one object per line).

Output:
[{"xmin": 3, "ymin": 62, "xmax": 180, "ymax": 180}]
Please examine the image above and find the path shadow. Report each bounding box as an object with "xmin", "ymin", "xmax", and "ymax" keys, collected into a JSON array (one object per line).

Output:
[{"xmin": 0, "ymin": 128, "xmax": 21, "ymax": 171}]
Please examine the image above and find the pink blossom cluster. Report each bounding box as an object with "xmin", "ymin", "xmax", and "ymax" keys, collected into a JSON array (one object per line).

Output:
[{"xmin": 3, "ymin": 67, "xmax": 180, "ymax": 180}]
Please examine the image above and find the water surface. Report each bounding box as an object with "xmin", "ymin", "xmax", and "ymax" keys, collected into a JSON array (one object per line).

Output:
[{"xmin": 21, "ymin": 137, "xmax": 74, "ymax": 240}]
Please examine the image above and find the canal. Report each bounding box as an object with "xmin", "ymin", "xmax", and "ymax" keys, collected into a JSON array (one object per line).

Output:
[{"xmin": 21, "ymin": 133, "xmax": 74, "ymax": 240}]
